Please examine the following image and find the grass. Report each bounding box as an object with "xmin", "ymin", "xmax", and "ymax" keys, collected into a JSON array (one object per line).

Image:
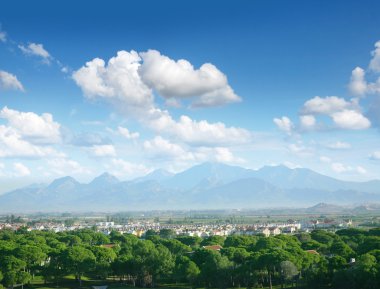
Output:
[{"xmin": 27, "ymin": 276, "xmax": 296, "ymax": 289}]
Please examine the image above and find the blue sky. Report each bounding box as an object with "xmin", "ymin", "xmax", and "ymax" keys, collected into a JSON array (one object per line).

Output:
[{"xmin": 0, "ymin": 0, "xmax": 380, "ymax": 192}]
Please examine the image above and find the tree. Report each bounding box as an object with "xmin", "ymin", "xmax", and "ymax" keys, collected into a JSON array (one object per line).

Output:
[
  {"xmin": 176, "ymin": 236, "xmax": 202, "ymax": 248},
  {"xmin": 173, "ymin": 256, "xmax": 200, "ymax": 284},
  {"xmin": 279, "ymin": 261, "xmax": 298, "ymax": 288},
  {"xmin": 91, "ymin": 246, "xmax": 117, "ymax": 279},
  {"xmin": 63, "ymin": 245, "xmax": 96, "ymax": 286},
  {"xmin": 200, "ymin": 235, "xmax": 225, "ymax": 247},
  {"xmin": 159, "ymin": 229, "xmax": 176, "ymax": 239},
  {"xmin": 200, "ymin": 250, "xmax": 233, "ymax": 288}
]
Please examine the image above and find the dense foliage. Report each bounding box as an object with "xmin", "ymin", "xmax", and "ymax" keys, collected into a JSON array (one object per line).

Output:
[{"xmin": 1, "ymin": 227, "xmax": 380, "ymax": 288}]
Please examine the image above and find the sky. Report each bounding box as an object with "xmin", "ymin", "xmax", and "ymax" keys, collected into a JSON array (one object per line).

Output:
[{"xmin": 0, "ymin": 0, "xmax": 380, "ymax": 192}]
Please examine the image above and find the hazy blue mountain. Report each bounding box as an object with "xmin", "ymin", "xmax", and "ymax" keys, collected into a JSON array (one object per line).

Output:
[
  {"xmin": 88, "ymin": 173, "xmax": 119, "ymax": 188},
  {"xmin": 46, "ymin": 176, "xmax": 81, "ymax": 192},
  {"xmin": 251, "ymin": 165, "xmax": 380, "ymax": 193},
  {"xmin": 133, "ymin": 169, "xmax": 174, "ymax": 183},
  {"xmin": 1, "ymin": 162, "xmax": 380, "ymax": 212},
  {"xmin": 162, "ymin": 162, "xmax": 252, "ymax": 190}
]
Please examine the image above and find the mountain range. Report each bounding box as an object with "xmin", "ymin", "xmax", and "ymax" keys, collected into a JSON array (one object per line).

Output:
[{"xmin": 1, "ymin": 162, "xmax": 380, "ymax": 213}]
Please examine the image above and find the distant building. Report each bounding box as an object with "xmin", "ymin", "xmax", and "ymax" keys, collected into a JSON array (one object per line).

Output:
[{"xmin": 203, "ymin": 245, "xmax": 223, "ymax": 251}]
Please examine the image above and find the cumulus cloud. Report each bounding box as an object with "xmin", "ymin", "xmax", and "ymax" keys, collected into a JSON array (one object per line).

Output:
[
  {"xmin": 70, "ymin": 132, "xmax": 110, "ymax": 147},
  {"xmin": 106, "ymin": 158, "xmax": 151, "ymax": 179},
  {"xmin": 300, "ymin": 96, "xmax": 370, "ymax": 130},
  {"xmin": 331, "ymin": 162, "xmax": 351, "ymax": 173},
  {"xmin": 0, "ymin": 30, "xmax": 6, "ymax": 42},
  {"xmin": 73, "ymin": 49, "xmax": 240, "ymax": 109},
  {"xmin": 139, "ymin": 50, "xmax": 241, "ymax": 107},
  {"xmin": 0, "ymin": 107, "xmax": 62, "ymax": 144},
  {"xmin": 273, "ymin": 116, "xmax": 294, "ymax": 135},
  {"xmin": 288, "ymin": 143, "xmax": 314, "ymax": 157},
  {"xmin": 331, "ymin": 109, "xmax": 371, "ymax": 130},
  {"xmin": 117, "ymin": 126, "xmax": 139, "ymax": 139},
  {"xmin": 326, "ymin": 141, "xmax": 351, "ymax": 150},
  {"xmin": 369, "ymin": 151, "xmax": 380, "ymax": 160},
  {"xmin": 369, "ymin": 41, "xmax": 380, "ymax": 73},
  {"xmin": 19, "ymin": 43, "xmax": 52, "ymax": 64},
  {"xmin": 350, "ymin": 68, "xmax": 380, "ymax": 96},
  {"xmin": 143, "ymin": 136, "xmax": 244, "ymax": 165},
  {"xmin": 302, "ymin": 96, "xmax": 353, "ymax": 115},
  {"xmin": 331, "ymin": 162, "xmax": 366, "ymax": 175},
  {"xmin": 348, "ymin": 41, "xmax": 380, "ymax": 97},
  {"xmin": 349, "ymin": 67, "xmax": 368, "ymax": 96},
  {"xmin": 89, "ymin": 144, "xmax": 116, "ymax": 157},
  {"xmin": 320, "ymin": 156, "xmax": 332, "ymax": 163},
  {"xmin": 0, "ymin": 71, "xmax": 24, "ymax": 91},
  {"xmin": 357, "ymin": 166, "xmax": 367, "ymax": 174},
  {"xmin": 143, "ymin": 136, "xmax": 192, "ymax": 161},
  {"xmin": 146, "ymin": 109, "xmax": 251, "ymax": 146},
  {"xmin": 72, "ymin": 50, "xmax": 153, "ymax": 109},
  {"xmin": 299, "ymin": 115, "xmax": 316, "ymax": 130},
  {"xmin": 0, "ymin": 125, "xmax": 63, "ymax": 158},
  {"xmin": 47, "ymin": 158, "xmax": 91, "ymax": 176},
  {"xmin": 13, "ymin": 162, "xmax": 31, "ymax": 177}
]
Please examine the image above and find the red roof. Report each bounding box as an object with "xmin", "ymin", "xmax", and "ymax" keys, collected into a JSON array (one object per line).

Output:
[
  {"xmin": 203, "ymin": 245, "xmax": 223, "ymax": 251},
  {"xmin": 101, "ymin": 244, "xmax": 117, "ymax": 248}
]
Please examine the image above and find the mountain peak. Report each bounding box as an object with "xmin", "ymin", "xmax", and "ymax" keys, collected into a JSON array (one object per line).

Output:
[
  {"xmin": 89, "ymin": 172, "xmax": 119, "ymax": 186},
  {"xmin": 47, "ymin": 176, "xmax": 80, "ymax": 191},
  {"xmin": 133, "ymin": 168, "xmax": 174, "ymax": 183}
]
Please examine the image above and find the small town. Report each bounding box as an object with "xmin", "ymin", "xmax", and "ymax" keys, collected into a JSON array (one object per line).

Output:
[{"xmin": 0, "ymin": 216, "xmax": 354, "ymax": 237}]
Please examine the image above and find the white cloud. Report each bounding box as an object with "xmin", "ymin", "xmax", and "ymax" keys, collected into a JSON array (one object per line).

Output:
[
  {"xmin": 146, "ymin": 109, "xmax": 251, "ymax": 146},
  {"xmin": 143, "ymin": 136, "xmax": 244, "ymax": 165},
  {"xmin": 89, "ymin": 144, "xmax": 116, "ymax": 157},
  {"xmin": 117, "ymin": 126, "xmax": 139, "ymax": 139},
  {"xmin": 72, "ymin": 50, "xmax": 153, "ymax": 109},
  {"xmin": 47, "ymin": 158, "xmax": 90, "ymax": 175},
  {"xmin": 0, "ymin": 107, "xmax": 62, "ymax": 144},
  {"xmin": 300, "ymin": 96, "xmax": 370, "ymax": 130},
  {"xmin": 0, "ymin": 71, "xmax": 24, "ymax": 91},
  {"xmin": 73, "ymin": 51, "xmax": 250, "ymax": 148},
  {"xmin": 348, "ymin": 68, "xmax": 380, "ymax": 96},
  {"xmin": 369, "ymin": 151, "xmax": 380, "ymax": 160},
  {"xmin": 299, "ymin": 115, "xmax": 316, "ymax": 130},
  {"xmin": 273, "ymin": 116, "xmax": 294, "ymax": 134},
  {"xmin": 331, "ymin": 162, "xmax": 352, "ymax": 173},
  {"xmin": 357, "ymin": 166, "xmax": 367, "ymax": 174},
  {"xmin": 369, "ymin": 41, "xmax": 380, "ymax": 73},
  {"xmin": 73, "ymin": 49, "xmax": 240, "ymax": 110},
  {"xmin": 326, "ymin": 141, "xmax": 351, "ymax": 150},
  {"xmin": 288, "ymin": 143, "xmax": 314, "ymax": 157},
  {"xmin": 302, "ymin": 96, "xmax": 352, "ymax": 115},
  {"xmin": 13, "ymin": 162, "xmax": 31, "ymax": 177},
  {"xmin": 139, "ymin": 50, "xmax": 241, "ymax": 107},
  {"xmin": 331, "ymin": 109, "xmax": 371, "ymax": 130},
  {"xmin": 320, "ymin": 156, "xmax": 331, "ymax": 163},
  {"xmin": 106, "ymin": 158, "xmax": 150, "ymax": 179},
  {"xmin": 349, "ymin": 67, "xmax": 368, "ymax": 96},
  {"xmin": 331, "ymin": 162, "xmax": 366, "ymax": 175},
  {"xmin": 282, "ymin": 161, "xmax": 302, "ymax": 169},
  {"xmin": 213, "ymin": 147, "xmax": 244, "ymax": 163},
  {"xmin": 0, "ymin": 125, "xmax": 63, "ymax": 158},
  {"xmin": 143, "ymin": 136, "xmax": 192, "ymax": 160},
  {"xmin": 0, "ymin": 30, "xmax": 6, "ymax": 42},
  {"xmin": 19, "ymin": 43, "xmax": 52, "ymax": 63}
]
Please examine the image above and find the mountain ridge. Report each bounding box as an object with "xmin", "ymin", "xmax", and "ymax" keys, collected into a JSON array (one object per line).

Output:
[{"xmin": 1, "ymin": 162, "xmax": 380, "ymax": 212}]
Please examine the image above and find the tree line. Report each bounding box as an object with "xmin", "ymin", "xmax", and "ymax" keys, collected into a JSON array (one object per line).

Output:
[{"xmin": 1, "ymin": 227, "xmax": 380, "ymax": 288}]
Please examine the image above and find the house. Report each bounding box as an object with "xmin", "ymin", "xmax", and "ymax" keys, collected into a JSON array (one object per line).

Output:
[
  {"xmin": 270, "ymin": 227, "xmax": 281, "ymax": 236},
  {"xmin": 305, "ymin": 250, "xmax": 319, "ymax": 255},
  {"xmin": 203, "ymin": 245, "xmax": 223, "ymax": 251},
  {"xmin": 259, "ymin": 228, "xmax": 271, "ymax": 237}
]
